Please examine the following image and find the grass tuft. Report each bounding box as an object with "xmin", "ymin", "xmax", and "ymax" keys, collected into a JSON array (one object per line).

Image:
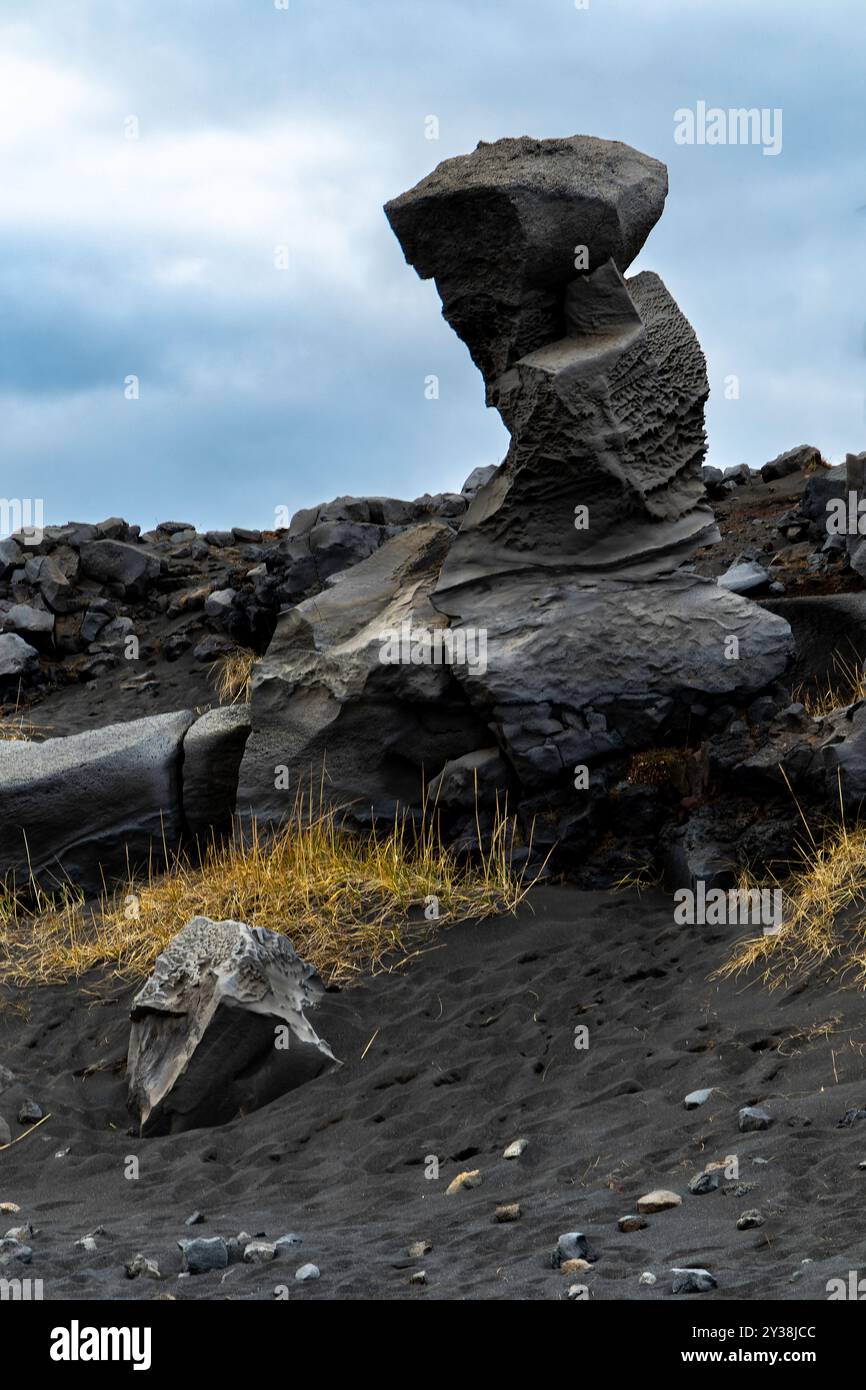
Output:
[
  {"xmin": 209, "ymin": 647, "xmax": 257, "ymax": 705},
  {"xmin": 0, "ymin": 795, "xmax": 541, "ymax": 989},
  {"xmin": 715, "ymin": 774, "xmax": 866, "ymax": 991}
]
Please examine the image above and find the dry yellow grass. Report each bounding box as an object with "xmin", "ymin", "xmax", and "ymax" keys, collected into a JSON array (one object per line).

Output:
[
  {"xmin": 209, "ymin": 646, "xmax": 257, "ymax": 704},
  {"xmin": 0, "ymin": 796, "xmax": 541, "ymax": 989},
  {"xmin": 0, "ymin": 686, "xmax": 50, "ymax": 741},
  {"xmin": 715, "ymin": 776, "xmax": 866, "ymax": 990},
  {"xmin": 793, "ymin": 649, "xmax": 866, "ymax": 718}
]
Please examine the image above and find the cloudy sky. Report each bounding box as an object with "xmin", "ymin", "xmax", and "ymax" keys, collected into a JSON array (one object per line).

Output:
[{"xmin": 2, "ymin": 0, "xmax": 864, "ymax": 532}]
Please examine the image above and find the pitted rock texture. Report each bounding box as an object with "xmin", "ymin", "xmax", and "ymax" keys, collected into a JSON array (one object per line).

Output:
[{"xmin": 127, "ymin": 917, "xmax": 337, "ymax": 1135}]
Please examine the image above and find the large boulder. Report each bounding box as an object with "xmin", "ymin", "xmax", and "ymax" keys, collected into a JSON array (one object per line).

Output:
[
  {"xmin": 0, "ymin": 710, "xmax": 195, "ymax": 891},
  {"xmin": 79, "ymin": 539, "xmax": 160, "ymax": 595},
  {"xmin": 127, "ymin": 917, "xmax": 338, "ymax": 1135},
  {"xmin": 0, "ymin": 708, "xmax": 255, "ymax": 892},
  {"xmin": 237, "ymin": 522, "xmax": 489, "ymax": 824},
  {"xmin": 435, "ymin": 572, "xmax": 793, "ymax": 788}
]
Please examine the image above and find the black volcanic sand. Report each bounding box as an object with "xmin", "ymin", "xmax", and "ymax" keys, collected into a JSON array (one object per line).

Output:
[{"xmin": 2, "ymin": 885, "xmax": 865, "ymax": 1301}]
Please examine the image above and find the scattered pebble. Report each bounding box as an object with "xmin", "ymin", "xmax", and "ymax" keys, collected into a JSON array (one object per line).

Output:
[
  {"xmin": 560, "ymin": 1258, "xmax": 591, "ymax": 1275},
  {"xmin": 185, "ymin": 1211, "xmax": 206, "ymax": 1226},
  {"xmin": 17, "ymin": 1100, "xmax": 42, "ymax": 1125},
  {"xmin": 739, "ymin": 1106, "xmax": 773, "ymax": 1132},
  {"xmin": 688, "ymin": 1171, "xmax": 721, "ymax": 1195},
  {"xmin": 684, "ymin": 1088, "xmax": 714, "ymax": 1110},
  {"xmin": 737, "ymin": 1209, "xmax": 765, "ymax": 1230},
  {"xmin": 5, "ymin": 1224, "xmax": 33, "ymax": 1241},
  {"xmin": 495, "ymin": 1203, "xmax": 521, "ymax": 1223},
  {"xmin": 75, "ymin": 1236, "xmax": 98, "ymax": 1253},
  {"xmin": 295, "ymin": 1263, "xmax": 320, "ymax": 1281},
  {"xmin": 724, "ymin": 1181, "xmax": 756, "ymax": 1198},
  {"xmin": 407, "ymin": 1239, "xmax": 432, "ymax": 1258},
  {"xmin": 566, "ymin": 1283, "xmax": 588, "ymax": 1299},
  {"xmin": 503, "ymin": 1138, "xmax": 528, "ymax": 1159},
  {"xmin": 275, "ymin": 1233, "xmax": 303, "ymax": 1251},
  {"xmin": 639, "ymin": 1271, "xmax": 657, "ymax": 1286},
  {"xmin": 445, "ymin": 1169, "xmax": 482, "ymax": 1195},
  {"xmin": 125, "ymin": 1253, "xmax": 161, "ymax": 1281},
  {"xmin": 0, "ymin": 1117, "xmax": 11, "ymax": 1146},
  {"xmin": 0, "ymin": 1203, "xmax": 20, "ymax": 1215},
  {"xmin": 409, "ymin": 1270, "xmax": 427, "ymax": 1285},
  {"xmin": 0, "ymin": 1239, "xmax": 32, "ymax": 1265},
  {"xmin": 837, "ymin": 1107, "xmax": 866, "ymax": 1128},
  {"xmin": 244, "ymin": 1240, "xmax": 277, "ymax": 1263},
  {"xmin": 618, "ymin": 1214, "xmax": 648, "ymax": 1232},
  {"xmin": 552, "ymin": 1232, "xmax": 598, "ymax": 1267},
  {"xmin": 671, "ymin": 1267, "xmax": 717, "ymax": 1294},
  {"xmin": 178, "ymin": 1236, "xmax": 228, "ymax": 1274},
  {"xmin": 637, "ymin": 1189, "xmax": 681, "ymax": 1214},
  {"xmin": 0, "ymin": 1066, "xmax": 15, "ymax": 1091}
]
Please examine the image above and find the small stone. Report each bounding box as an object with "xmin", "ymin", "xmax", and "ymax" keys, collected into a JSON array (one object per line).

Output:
[
  {"xmin": 125, "ymin": 1253, "xmax": 161, "ymax": 1280},
  {"xmin": 185, "ymin": 1211, "xmax": 205, "ymax": 1226},
  {"xmin": 295, "ymin": 1262, "xmax": 320, "ymax": 1281},
  {"xmin": 17, "ymin": 1100, "xmax": 42, "ymax": 1124},
  {"xmin": 243, "ymin": 1241, "xmax": 277, "ymax": 1263},
  {"xmin": 494, "ymin": 1203, "xmax": 521, "ymax": 1223},
  {"xmin": 736, "ymin": 1209, "xmax": 765, "ymax": 1230},
  {"xmin": 739, "ymin": 1106, "xmax": 773, "ymax": 1132},
  {"xmin": 409, "ymin": 1270, "xmax": 427, "ymax": 1285},
  {"xmin": 618, "ymin": 1214, "xmax": 648, "ymax": 1232},
  {"xmin": 177, "ymin": 1236, "xmax": 228, "ymax": 1274},
  {"xmin": 566, "ymin": 1283, "xmax": 588, "ymax": 1299},
  {"xmin": 0, "ymin": 1118, "xmax": 10, "ymax": 1146},
  {"xmin": 724, "ymin": 1181, "xmax": 756, "ymax": 1198},
  {"xmin": 684, "ymin": 1088, "xmax": 714, "ymax": 1110},
  {"xmin": 837, "ymin": 1107, "xmax": 866, "ymax": 1128},
  {"xmin": 0, "ymin": 1066, "xmax": 15, "ymax": 1092},
  {"xmin": 4, "ymin": 1224, "xmax": 33, "ymax": 1242},
  {"xmin": 75, "ymin": 1235, "xmax": 98, "ymax": 1253},
  {"xmin": 275, "ymin": 1233, "xmax": 303, "ymax": 1251},
  {"xmin": 0, "ymin": 1239, "xmax": 32, "ymax": 1265},
  {"xmin": 639, "ymin": 1271, "xmax": 657, "ymax": 1286},
  {"xmin": 445, "ymin": 1169, "xmax": 482, "ymax": 1195},
  {"xmin": 503, "ymin": 1138, "xmax": 528, "ymax": 1159},
  {"xmin": 407, "ymin": 1239, "xmax": 432, "ymax": 1258},
  {"xmin": 637, "ymin": 1189, "xmax": 681, "ymax": 1214},
  {"xmin": 552, "ymin": 1232, "xmax": 598, "ymax": 1267},
  {"xmin": 689, "ymin": 1171, "xmax": 721, "ymax": 1195},
  {"xmin": 560, "ymin": 1258, "xmax": 591, "ymax": 1275},
  {"xmin": 0, "ymin": 1203, "xmax": 20, "ymax": 1215},
  {"xmin": 671, "ymin": 1267, "xmax": 717, "ymax": 1294}
]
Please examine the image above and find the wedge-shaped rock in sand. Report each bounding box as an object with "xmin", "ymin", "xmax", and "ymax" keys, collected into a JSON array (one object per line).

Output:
[{"xmin": 127, "ymin": 917, "xmax": 338, "ymax": 1135}]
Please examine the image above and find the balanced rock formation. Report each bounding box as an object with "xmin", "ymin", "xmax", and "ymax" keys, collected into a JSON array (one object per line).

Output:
[
  {"xmin": 127, "ymin": 917, "xmax": 337, "ymax": 1135},
  {"xmin": 386, "ymin": 135, "xmax": 792, "ymax": 784},
  {"xmin": 234, "ymin": 136, "xmax": 795, "ymax": 862}
]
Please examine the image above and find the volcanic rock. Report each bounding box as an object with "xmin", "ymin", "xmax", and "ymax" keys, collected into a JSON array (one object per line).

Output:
[{"xmin": 127, "ymin": 917, "xmax": 338, "ymax": 1135}]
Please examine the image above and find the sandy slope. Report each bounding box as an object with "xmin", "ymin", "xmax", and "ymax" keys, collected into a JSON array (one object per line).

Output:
[{"xmin": 2, "ymin": 885, "xmax": 865, "ymax": 1301}]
